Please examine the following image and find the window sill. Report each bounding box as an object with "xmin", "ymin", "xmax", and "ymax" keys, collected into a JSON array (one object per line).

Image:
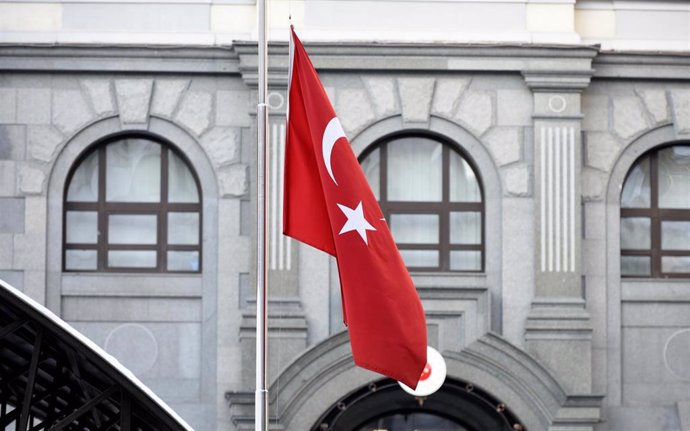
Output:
[
  {"xmin": 411, "ymin": 272, "xmax": 488, "ymax": 290},
  {"xmin": 61, "ymin": 272, "xmax": 202, "ymax": 297},
  {"xmin": 621, "ymin": 279, "xmax": 690, "ymax": 302}
]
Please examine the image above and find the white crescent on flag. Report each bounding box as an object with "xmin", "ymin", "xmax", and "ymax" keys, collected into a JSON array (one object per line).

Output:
[{"xmin": 322, "ymin": 117, "xmax": 346, "ymax": 185}]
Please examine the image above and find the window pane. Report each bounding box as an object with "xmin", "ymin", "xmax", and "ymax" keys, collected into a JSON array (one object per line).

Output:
[
  {"xmin": 399, "ymin": 250, "xmax": 438, "ymax": 268},
  {"xmin": 168, "ymin": 251, "xmax": 200, "ymax": 272},
  {"xmin": 387, "ymin": 138, "xmax": 442, "ymax": 201},
  {"xmin": 621, "ymin": 157, "xmax": 650, "ymax": 208},
  {"xmin": 450, "ymin": 151, "xmax": 481, "ymax": 202},
  {"xmin": 65, "ymin": 250, "xmax": 97, "ymax": 270},
  {"xmin": 620, "ymin": 217, "xmax": 650, "ymax": 250},
  {"xmin": 450, "ymin": 250, "xmax": 482, "ymax": 271},
  {"xmin": 662, "ymin": 221, "xmax": 690, "ymax": 250},
  {"xmin": 108, "ymin": 250, "xmax": 157, "ymax": 268},
  {"xmin": 659, "ymin": 146, "xmax": 690, "ymax": 208},
  {"xmin": 65, "ymin": 211, "xmax": 98, "ymax": 244},
  {"xmin": 169, "ymin": 151, "xmax": 199, "ymax": 203},
  {"xmin": 357, "ymin": 413, "xmax": 468, "ymax": 431},
  {"xmin": 106, "ymin": 139, "xmax": 161, "ymax": 202},
  {"xmin": 67, "ymin": 151, "xmax": 99, "ymax": 202},
  {"xmin": 168, "ymin": 213, "xmax": 199, "ymax": 245},
  {"xmin": 109, "ymin": 215, "xmax": 157, "ymax": 245},
  {"xmin": 360, "ymin": 147, "xmax": 380, "ymax": 200},
  {"xmin": 450, "ymin": 212, "xmax": 481, "ymax": 244},
  {"xmin": 662, "ymin": 256, "xmax": 690, "ymax": 273},
  {"xmin": 389, "ymin": 214, "xmax": 438, "ymax": 244},
  {"xmin": 621, "ymin": 256, "xmax": 651, "ymax": 276}
]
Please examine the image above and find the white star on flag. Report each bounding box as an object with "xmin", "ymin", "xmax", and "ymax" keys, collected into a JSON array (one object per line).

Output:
[{"xmin": 337, "ymin": 201, "xmax": 377, "ymax": 245}]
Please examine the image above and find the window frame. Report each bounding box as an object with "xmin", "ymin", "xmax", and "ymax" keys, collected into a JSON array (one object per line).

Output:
[
  {"xmin": 359, "ymin": 132, "xmax": 485, "ymax": 273},
  {"xmin": 62, "ymin": 132, "xmax": 203, "ymax": 274},
  {"xmin": 621, "ymin": 143, "xmax": 690, "ymax": 279}
]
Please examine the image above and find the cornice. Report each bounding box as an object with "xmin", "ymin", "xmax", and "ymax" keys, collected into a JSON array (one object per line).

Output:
[
  {"xmin": 593, "ymin": 50, "xmax": 690, "ymax": 80},
  {"xmin": 522, "ymin": 70, "xmax": 594, "ymax": 92},
  {"xmin": 233, "ymin": 40, "xmax": 598, "ymax": 87},
  {"xmin": 232, "ymin": 40, "xmax": 600, "ymax": 58},
  {"xmin": 1, "ymin": 42, "xmax": 688, "ymax": 83},
  {"xmin": 0, "ymin": 44, "xmax": 241, "ymax": 74},
  {"xmin": 234, "ymin": 42, "xmax": 690, "ymax": 86}
]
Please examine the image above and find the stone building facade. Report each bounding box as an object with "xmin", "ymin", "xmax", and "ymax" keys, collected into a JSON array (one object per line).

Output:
[{"xmin": 1, "ymin": 1, "xmax": 690, "ymax": 430}]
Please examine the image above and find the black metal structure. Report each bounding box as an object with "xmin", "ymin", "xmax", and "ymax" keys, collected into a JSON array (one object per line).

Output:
[{"xmin": 0, "ymin": 280, "xmax": 192, "ymax": 431}]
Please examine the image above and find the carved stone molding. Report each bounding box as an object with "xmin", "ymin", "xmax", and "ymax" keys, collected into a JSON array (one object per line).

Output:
[
  {"xmin": 526, "ymin": 297, "xmax": 594, "ymax": 394},
  {"xmin": 226, "ymin": 331, "xmax": 602, "ymax": 431}
]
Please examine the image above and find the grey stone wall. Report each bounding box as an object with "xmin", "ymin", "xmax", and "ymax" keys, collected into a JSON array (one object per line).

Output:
[
  {"xmin": 0, "ymin": 64, "xmax": 253, "ymax": 430},
  {"xmin": 581, "ymin": 79, "xmax": 690, "ymax": 431},
  {"xmin": 1, "ymin": 44, "xmax": 690, "ymax": 431}
]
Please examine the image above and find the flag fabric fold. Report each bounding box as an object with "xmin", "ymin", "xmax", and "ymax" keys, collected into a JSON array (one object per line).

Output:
[{"xmin": 283, "ymin": 28, "xmax": 427, "ymax": 388}]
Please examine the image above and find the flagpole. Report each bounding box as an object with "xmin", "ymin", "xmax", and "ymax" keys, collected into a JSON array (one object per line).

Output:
[{"xmin": 255, "ymin": 0, "xmax": 269, "ymax": 429}]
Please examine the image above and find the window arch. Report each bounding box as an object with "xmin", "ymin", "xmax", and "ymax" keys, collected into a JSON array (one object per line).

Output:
[
  {"xmin": 621, "ymin": 143, "xmax": 690, "ymax": 278},
  {"xmin": 359, "ymin": 133, "xmax": 484, "ymax": 272},
  {"xmin": 63, "ymin": 133, "xmax": 202, "ymax": 273}
]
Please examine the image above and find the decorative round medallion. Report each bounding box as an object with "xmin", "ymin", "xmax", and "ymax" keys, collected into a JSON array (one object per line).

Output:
[
  {"xmin": 268, "ymin": 92, "xmax": 285, "ymax": 110},
  {"xmin": 104, "ymin": 323, "xmax": 158, "ymax": 376},
  {"xmin": 663, "ymin": 328, "xmax": 690, "ymax": 381},
  {"xmin": 548, "ymin": 95, "xmax": 567, "ymax": 113}
]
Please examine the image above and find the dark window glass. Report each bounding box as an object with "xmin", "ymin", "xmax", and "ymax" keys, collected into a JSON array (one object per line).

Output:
[
  {"xmin": 356, "ymin": 412, "xmax": 469, "ymax": 431},
  {"xmin": 63, "ymin": 135, "xmax": 202, "ymax": 273},
  {"xmin": 360, "ymin": 135, "xmax": 484, "ymax": 272},
  {"xmin": 621, "ymin": 144, "xmax": 690, "ymax": 278}
]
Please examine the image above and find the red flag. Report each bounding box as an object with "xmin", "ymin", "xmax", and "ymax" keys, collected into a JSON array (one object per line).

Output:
[{"xmin": 283, "ymin": 28, "xmax": 427, "ymax": 388}]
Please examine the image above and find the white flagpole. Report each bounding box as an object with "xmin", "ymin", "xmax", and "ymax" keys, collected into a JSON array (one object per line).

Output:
[{"xmin": 255, "ymin": 0, "xmax": 269, "ymax": 429}]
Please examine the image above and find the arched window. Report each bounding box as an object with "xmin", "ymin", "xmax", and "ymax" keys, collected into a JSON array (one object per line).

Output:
[
  {"xmin": 63, "ymin": 134, "xmax": 202, "ymax": 273},
  {"xmin": 621, "ymin": 144, "xmax": 690, "ymax": 278},
  {"xmin": 359, "ymin": 134, "xmax": 484, "ymax": 272}
]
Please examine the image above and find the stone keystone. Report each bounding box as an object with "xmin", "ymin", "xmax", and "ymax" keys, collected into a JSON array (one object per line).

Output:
[
  {"xmin": 82, "ymin": 80, "xmax": 115, "ymax": 116},
  {"xmin": 398, "ymin": 77, "xmax": 435, "ymax": 123},
  {"xmin": 115, "ymin": 80, "xmax": 154, "ymax": 125}
]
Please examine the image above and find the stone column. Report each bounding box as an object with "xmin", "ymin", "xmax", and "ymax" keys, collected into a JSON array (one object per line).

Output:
[{"xmin": 523, "ymin": 71, "xmax": 595, "ymax": 395}]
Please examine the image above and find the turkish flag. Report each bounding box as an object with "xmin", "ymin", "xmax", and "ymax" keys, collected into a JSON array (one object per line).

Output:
[{"xmin": 283, "ymin": 28, "xmax": 427, "ymax": 388}]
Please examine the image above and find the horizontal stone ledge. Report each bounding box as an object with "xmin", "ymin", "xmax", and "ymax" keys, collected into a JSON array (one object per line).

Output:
[
  {"xmin": 593, "ymin": 52, "xmax": 690, "ymax": 81},
  {"xmin": 61, "ymin": 273, "xmax": 203, "ymax": 297},
  {"xmin": 0, "ymin": 45, "xmax": 241, "ymax": 74},
  {"xmin": 412, "ymin": 273, "xmax": 488, "ymax": 288},
  {"xmin": 418, "ymin": 287, "xmax": 489, "ymax": 300},
  {"xmin": 622, "ymin": 281, "xmax": 690, "ymax": 303},
  {"xmin": 524, "ymin": 331, "xmax": 593, "ymax": 341}
]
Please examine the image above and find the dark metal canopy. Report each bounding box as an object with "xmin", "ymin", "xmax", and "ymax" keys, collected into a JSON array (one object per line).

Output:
[{"xmin": 0, "ymin": 280, "xmax": 193, "ymax": 431}]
